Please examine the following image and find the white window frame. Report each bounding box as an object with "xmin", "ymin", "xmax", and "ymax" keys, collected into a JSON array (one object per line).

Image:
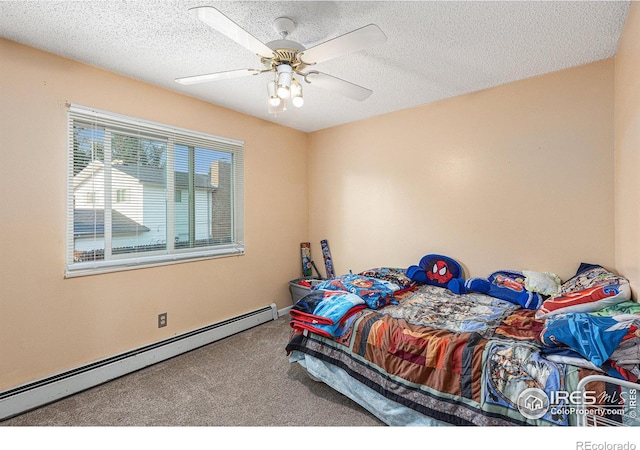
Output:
[{"xmin": 66, "ymin": 104, "xmax": 245, "ymax": 277}]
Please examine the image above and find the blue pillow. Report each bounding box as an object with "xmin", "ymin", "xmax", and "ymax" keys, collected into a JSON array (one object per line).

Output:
[{"xmin": 465, "ymin": 270, "xmax": 543, "ymax": 309}]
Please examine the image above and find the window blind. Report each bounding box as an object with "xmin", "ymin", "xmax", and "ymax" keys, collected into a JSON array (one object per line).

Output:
[{"xmin": 66, "ymin": 104, "xmax": 244, "ymax": 277}]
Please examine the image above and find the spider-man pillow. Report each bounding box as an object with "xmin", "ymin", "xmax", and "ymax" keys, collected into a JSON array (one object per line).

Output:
[{"xmin": 406, "ymin": 254, "xmax": 466, "ymax": 294}]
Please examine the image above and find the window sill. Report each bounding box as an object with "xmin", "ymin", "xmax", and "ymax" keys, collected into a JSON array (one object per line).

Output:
[{"xmin": 65, "ymin": 245, "xmax": 245, "ymax": 278}]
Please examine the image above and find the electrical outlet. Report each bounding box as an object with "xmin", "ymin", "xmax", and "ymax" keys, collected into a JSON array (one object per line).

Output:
[{"xmin": 158, "ymin": 313, "xmax": 167, "ymax": 328}]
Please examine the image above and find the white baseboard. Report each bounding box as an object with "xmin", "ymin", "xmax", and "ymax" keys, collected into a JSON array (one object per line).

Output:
[
  {"xmin": 278, "ymin": 305, "xmax": 292, "ymax": 317},
  {"xmin": 0, "ymin": 303, "xmax": 278, "ymax": 421}
]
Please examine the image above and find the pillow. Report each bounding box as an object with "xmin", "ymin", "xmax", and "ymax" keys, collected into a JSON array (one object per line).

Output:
[
  {"xmin": 535, "ymin": 263, "xmax": 631, "ymax": 319},
  {"xmin": 313, "ymin": 274, "xmax": 401, "ymax": 310},
  {"xmin": 522, "ymin": 270, "xmax": 561, "ymax": 296},
  {"xmin": 465, "ymin": 270, "xmax": 543, "ymax": 309},
  {"xmin": 406, "ymin": 254, "xmax": 465, "ymax": 293}
]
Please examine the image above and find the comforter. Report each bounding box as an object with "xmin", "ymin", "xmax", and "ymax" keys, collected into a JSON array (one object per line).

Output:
[{"xmin": 286, "ymin": 284, "xmax": 633, "ymax": 426}]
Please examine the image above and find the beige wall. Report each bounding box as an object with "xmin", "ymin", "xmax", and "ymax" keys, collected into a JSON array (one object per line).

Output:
[
  {"xmin": 615, "ymin": 1, "xmax": 640, "ymax": 298},
  {"xmin": 308, "ymin": 59, "xmax": 616, "ymax": 282},
  {"xmin": 0, "ymin": 39, "xmax": 309, "ymax": 391},
  {"xmin": 0, "ymin": 20, "xmax": 631, "ymax": 394}
]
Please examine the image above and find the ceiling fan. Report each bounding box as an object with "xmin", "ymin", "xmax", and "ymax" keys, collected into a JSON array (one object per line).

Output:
[{"xmin": 175, "ymin": 6, "xmax": 387, "ymax": 111}]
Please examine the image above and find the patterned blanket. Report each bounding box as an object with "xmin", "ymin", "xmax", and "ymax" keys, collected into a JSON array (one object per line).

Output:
[
  {"xmin": 380, "ymin": 284, "xmax": 519, "ymax": 337},
  {"xmin": 286, "ymin": 284, "xmax": 619, "ymax": 426}
]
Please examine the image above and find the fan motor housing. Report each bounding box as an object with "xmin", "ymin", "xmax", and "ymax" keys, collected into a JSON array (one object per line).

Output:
[
  {"xmin": 264, "ymin": 17, "xmax": 309, "ymax": 71},
  {"xmin": 263, "ymin": 43, "xmax": 309, "ymax": 72}
]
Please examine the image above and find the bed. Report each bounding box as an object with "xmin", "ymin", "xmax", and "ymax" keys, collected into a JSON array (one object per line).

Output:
[{"xmin": 285, "ymin": 259, "xmax": 640, "ymax": 426}]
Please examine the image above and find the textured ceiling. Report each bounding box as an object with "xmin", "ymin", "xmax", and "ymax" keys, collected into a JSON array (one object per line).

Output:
[{"xmin": 0, "ymin": 1, "xmax": 631, "ymax": 132}]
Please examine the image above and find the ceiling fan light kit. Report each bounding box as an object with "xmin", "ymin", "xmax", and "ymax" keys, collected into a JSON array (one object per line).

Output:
[
  {"xmin": 276, "ymin": 64, "xmax": 293, "ymax": 99},
  {"xmin": 267, "ymin": 81, "xmax": 281, "ymax": 107},
  {"xmin": 291, "ymin": 79, "xmax": 304, "ymax": 108},
  {"xmin": 176, "ymin": 6, "xmax": 387, "ymax": 115}
]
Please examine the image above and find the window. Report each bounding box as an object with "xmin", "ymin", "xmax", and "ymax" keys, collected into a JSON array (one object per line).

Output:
[
  {"xmin": 66, "ymin": 104, "xmax": 244, "ymax": 277},
  {"xmin": 116, "ymin": 189, "xmax": 128, "ymax": 203}
]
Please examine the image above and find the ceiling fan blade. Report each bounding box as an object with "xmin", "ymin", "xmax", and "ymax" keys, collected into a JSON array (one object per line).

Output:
[
  {"xmin": 303, "ymin": 72, "xmax": 373, "ymax": 101},
  {"xmin": 299, "ymin": 24, "xmax": 387, "ymax": 65},
  {"xmin": 175, "ymin": 69, "xmax": 260, "ymax": 85},
  {"xmin": 189, "ymin": 6, "xmax": 274, "ymax": 59}
]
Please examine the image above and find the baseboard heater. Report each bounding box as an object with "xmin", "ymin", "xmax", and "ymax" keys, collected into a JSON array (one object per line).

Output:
[{"xmin": 0, "ymin": 303, "xmax": 278, "ymax": 421}]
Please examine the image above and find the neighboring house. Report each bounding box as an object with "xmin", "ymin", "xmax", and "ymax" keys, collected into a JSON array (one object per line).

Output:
[{"xmin": 73, "ymin": 160, "xmax": 230, "ymax": 257}]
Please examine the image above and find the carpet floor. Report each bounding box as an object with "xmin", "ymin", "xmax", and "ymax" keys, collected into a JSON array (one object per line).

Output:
[{"xmin": 0, "ymin": 315, "xmax": 383, "ymax": 427}]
